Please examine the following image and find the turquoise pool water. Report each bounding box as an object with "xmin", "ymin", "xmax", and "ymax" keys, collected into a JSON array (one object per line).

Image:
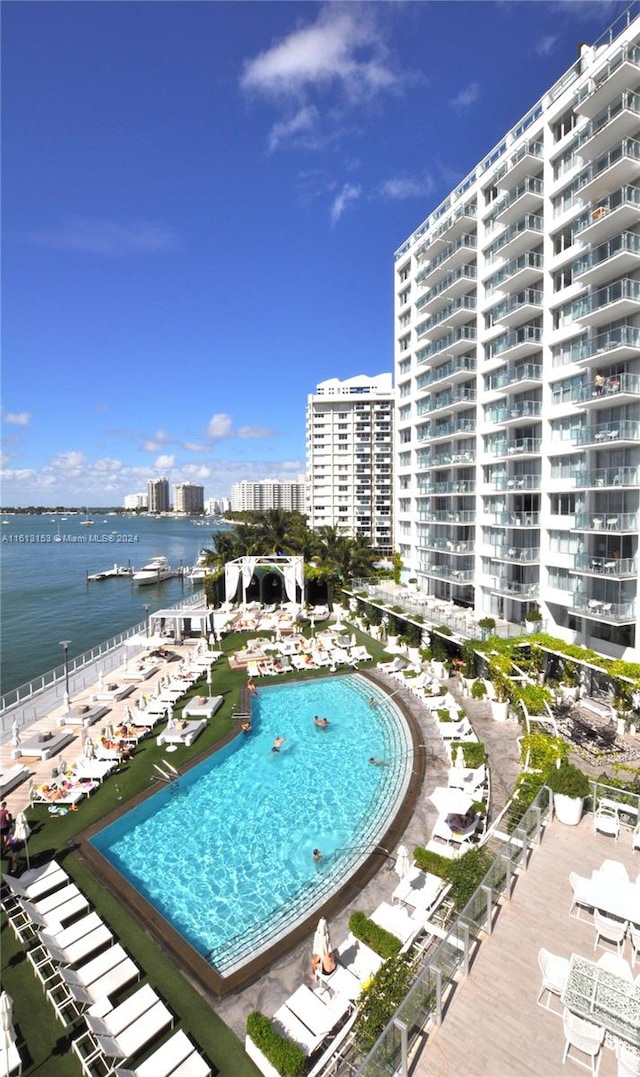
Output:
[{"xmin": 91, "ymin": 673, "xmax": 411, "ymax": 974}]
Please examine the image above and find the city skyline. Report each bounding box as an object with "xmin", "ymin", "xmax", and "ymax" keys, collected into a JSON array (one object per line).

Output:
[{"xmin": 2, "ymin": 0, "xmax": 618, "ymax": 505}]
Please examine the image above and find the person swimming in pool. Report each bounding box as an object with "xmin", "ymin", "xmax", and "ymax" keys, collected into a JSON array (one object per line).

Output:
[
  {"xmin": 368, "ymin": 757, "xmax": 388, "ymax": 766},
  {"xmin": 272, "ymin": 735, "xmax": 285, "ymax": 753},
  {"xmin": 313, "ymin": 716, "xmax": 329, "ymax": 728},
  {"xmin": 312, "ymin": 848, "xmax": 323, "ymax": 861}
]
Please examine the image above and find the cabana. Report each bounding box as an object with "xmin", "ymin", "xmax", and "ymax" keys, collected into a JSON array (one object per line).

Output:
[
  {"xmin": 147, "ymin": 606, "xmax": 215, "ymax": 643},
  {"xmin": 224, "ymin": 555, "xmax": 304, "ymax": 609}
]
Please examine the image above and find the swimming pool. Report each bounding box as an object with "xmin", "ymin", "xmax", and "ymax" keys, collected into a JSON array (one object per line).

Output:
[{"xmin": 90, "ymin": 674, "xmax": 412, "ymax": 977}]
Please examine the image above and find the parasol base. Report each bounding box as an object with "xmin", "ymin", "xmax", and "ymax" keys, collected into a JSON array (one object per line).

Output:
[{"xmin": 165, "ymin": 745, "xmax": 178, "ymax": 753}]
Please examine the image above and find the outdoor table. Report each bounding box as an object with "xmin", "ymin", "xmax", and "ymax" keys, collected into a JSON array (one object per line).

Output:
[
  {"xmin": 561, "ymin": 953, "xmax": 640, "ymax": 1047},
  {"xmin": 585, "ymin": 870, "xmax": 640, "ymax": 923}
]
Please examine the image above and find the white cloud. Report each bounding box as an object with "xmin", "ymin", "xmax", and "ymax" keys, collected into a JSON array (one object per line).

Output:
[
  {"xmin": 237, "ymin": 425, "xmax": 277, "ymax": 439},
  {"xmin": 534, "ymin": 34, "xmax": 557, "ymax": 57},
  {"xmin": 268, "ymin": 105, "xmax": 319, "ymax": 152},
  {"xmin": 94, "ymin": 457, "xmax": 123, "ymax": 472},
  {"xmin": 379, "ymin": 175, "xmax": 435, "ymax": 200},
  {"xmin": 27, "ymin": 219, "xmax": 179, "ymax": 257},
  {"xmin": 3, "ymin": 411, "xmax": 31, "ymax": 426},
  {"xmin": 142, "ymin": 429, "xmax": 172, "ymax": 452},
  {"xmin": 330, "ymin": 183, "xmax": 361, "ymax": 224},
  {"xmin": 183, "ymin": 442, "xmax": 209, "ymax": 453},
  {"xmin": 450, "ymin": 82, "xmax": 479, "ymax": 108},
  {"xmin": 154, "ymin": 454, "xmax": 175, "ymax": 470},
  {"xmin": 51, "ymin": 450, "xmax": 87, "ymax": 471},
  {"xmin": 241, "ymin": 8, "xmax": 398, "ymax": 101},
  {"xmin": 206, "ymin": 413, "xmax": 234, "ymax": 439}
]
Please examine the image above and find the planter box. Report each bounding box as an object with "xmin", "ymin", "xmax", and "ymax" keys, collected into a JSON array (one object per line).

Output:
[
  {"xmin": 245, "ymin": 1037, "xmax": 281, "ymax": 1077},
  {"xmin": 553, "ymin": 793, "xmax": 585, "ymax": 826}
]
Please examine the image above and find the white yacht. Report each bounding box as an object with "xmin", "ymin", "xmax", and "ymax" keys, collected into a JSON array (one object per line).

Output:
[
  {"xmin": 188, "ymin": 550, "xmax": 213, "ymax": 583},
  {"xmin": 132, "ymin": 556, "xmax": 176, "ymax": 586}
]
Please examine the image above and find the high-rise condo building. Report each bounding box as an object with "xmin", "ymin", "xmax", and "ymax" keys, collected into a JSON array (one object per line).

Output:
[
  {"xmin": 394, "ymin": 10, "xmax": 640, "ymax": 659},
  {"xmin": 230, "ymin": 479, "xmax": 306, "ymax": 513},
  {"xmin": 306, "ymin": 374, "xmax": 394, "ymax": 554},
  {"xmin": 173, "ymin": 483, "xmax": 205, "ymax": 515},
  {"xmin": 123, "ymin": 492, "xmax": 148, "ymax": 511},
  {"xmin": 147, "ymin": 477, "xmax": 170, "ymax": 514}
]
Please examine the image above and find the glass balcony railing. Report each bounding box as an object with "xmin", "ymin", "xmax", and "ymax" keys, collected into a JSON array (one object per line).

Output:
[
  {"xmin": 483, "ymin": 511, "xmax": 541, "ymax": 526},
  {"xmin": 419, "ymin": 419, "xmax": 476, "ymax": 441},
  {"xmin": 573, "ymin": 554, "xmax": 636, "ymax": 576},
  {"xmin": 574, "ymin": 184, "xmax": 640, "ymax": 236},
  {"xmin": 490, "ymin": 580, "xmax": 540, "ymax": 598},
  {"xmin": 493, "ymin": 177, "xmax": 544, "ymax": 217},
  {"xmin": 484, "ymin": 251, "xmax": 543, "ymax": 294},
  {"xmin": 420, "ymin": 538, "xmax": 475, "ymax": 553},
  {"xmin": 573, "ymin": 230, "xmax": 640, "ymax": 278},
  {"xmin": 417, "ymin": 388, "xmax": 476, "ymax": 415},
  {"xmin": 416, "ymin": 355, "xmax": 476, "ymax": 389},
  {"xmin": 430, "ymin": 480, "xmax": 476, "ymax": 494},
  {"xmin": 486, "ymin": 363, "xmax": 543, "ymax": 391},
  {"xmin": 488, "ymin": 215, "xmax": 544, "ymax": 258},
  {"xmin": 578, "ymin": 91, "xmax": 640, "ymax": 148},
  {"xmin": 576, "ymin": 138, "xmax": 640, "ymax": 193},
  {"xmin": 419, "ymin": 510, "xmax": 476, "ymax": 524},
  {"xmin": 488, "ymin": 325, "xmax": 543, "ymax": 358},
  {"xmin": 417, "ymin": 326, "xmax": 477, "ymax": 363},
  {"xmin": 416, "ymin": 295, "xmax": 477, "ymax": 337},
  {"xmin": 572, "ymin": 418, "xmax": 640, "ymax": 446},
  {"xmin": 489, "ymin": 288, "xmax": 543, "ymax": 323},
  {"xmin": 416, "ymin": 265, "xmax": 477, "ymax": 307},
  {"xmin": 573, "ymin": 597, "xmax": 637, "ymax": 621},
  {"xmin": 486, "ymin": 437, "xmax": 542, "ymax": 457},
  {"xmin": 574, "ymin": 512, "xmax": 639, "ymax": 531},
  {"xmin": 570, "ymin": 278, "xmax": 640, "ymax": 321},
  {"xmin": 558, "ymin": 324, "xmax": 640, "ymax": 364},
  {"xmin": 572, "ymin": 371, "xmax": 640, "ymax": 403},
  {"xmin": 572, "ymin": 464, "xmax": 639, "ymax": 487},
  {"xmin": 415, "ymin": 235, "xmax": 477, "ymax": 284},
  {"xmin": 486, "ymin": 545, "xmax": 540, "ymax": 562},
  {"xmin": 575, "ymin": 42, "xmax": 640, "ymax": 108},
  {"xmin": 484, "ymin": 400, "xmax": 542, "ymax": 424}
]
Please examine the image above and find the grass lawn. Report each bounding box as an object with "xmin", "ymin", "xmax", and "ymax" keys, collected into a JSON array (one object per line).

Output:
[{"xmin": 1, "ymin": 623, "xmax": 390, "ymax": 1076}]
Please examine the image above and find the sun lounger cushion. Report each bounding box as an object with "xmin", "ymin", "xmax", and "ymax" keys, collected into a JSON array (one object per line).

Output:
[
  {"xmin": 0, "ymin": 763, "xmax": 30, "ymax": 799},
  {"xmin": 182, "ymin": 695, "xmax": 223, "ymax": 719}
]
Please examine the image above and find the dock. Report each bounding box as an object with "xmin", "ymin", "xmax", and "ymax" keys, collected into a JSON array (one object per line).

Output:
[{"xmin": 86, "ymin": 564, "xmax": 134, "ymax": 582}]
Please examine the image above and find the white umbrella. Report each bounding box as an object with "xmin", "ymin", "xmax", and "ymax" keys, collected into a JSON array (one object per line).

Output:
[
  {"xmin": 429, "ymin": 787, "xmax": 474, "ymax": 816},
  {"xmin": 395, "ymin": 844, "xmax": 411, "ymax": 879},
  {"xmin": 11, "ymin": 720, "xmax": 20, "ymax": 749},
  {"xmin": 97, "ymin": 670, "xmax": 105, "ymax": 689},
  {"xmin": 454, "ymin": 745, "xmax": 465, "ymax": 769},
  {"xmin": 1, "ymin": 991, "xmax": 13, "ymax": 1076},
  {"xmin": 104, "ymin": 722, "xmax": 114, "ymax": 740},
  {"xmin": 123, "ymin": 706, "xmax": 133, "ymax": 723},
  {"xmin": 208, "ymin": 633, "xmax": 216, "ymax": 648},
  {"xmin": 84, "ymin": 737, "xmax": 96, "ymax": 759},
  {"xmin": 12, "ymin": 811, "xmax": 31, "ymax": 869},
  {"xmin": 166, "ymin": 706, "xmax": 175, "ymax": 729},
  {"xmin": 350, "ymin": 633, "xmax": 357, "ymax": 648},
  {"xmin": 312, "ymin": 917, "xmax": 332, "ymax": 964}
]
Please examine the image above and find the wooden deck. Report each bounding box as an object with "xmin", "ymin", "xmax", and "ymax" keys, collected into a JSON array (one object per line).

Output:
[{"xmin": 412, "ymin": 815, "xmax": 638, "ymax": 1077}]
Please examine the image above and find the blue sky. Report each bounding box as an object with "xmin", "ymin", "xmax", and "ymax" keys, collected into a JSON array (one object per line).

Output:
[{"xmin": 1, "ymin": 0, "xmax": 625, "ymax": 506}]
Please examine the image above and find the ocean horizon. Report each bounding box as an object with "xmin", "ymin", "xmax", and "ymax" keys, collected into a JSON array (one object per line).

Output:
[{"xmin": 1, "ymin": 512, "xmax": 228, "ymax": 696}]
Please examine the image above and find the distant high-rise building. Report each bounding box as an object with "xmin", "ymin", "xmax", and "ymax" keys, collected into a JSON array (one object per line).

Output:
[
  {"xmin": 147, "ymin": 477, "xmax": 170, "ymax": 514},
  {"xmin": 205, "ymin": 497, "xmax": 230, "ymax": 516},
  {"xmin": 230, "ymin": 479, "xmax": 306, "ymax": 513},
  {"xmin": 306, "ymin": 373, "xmax": 394, "ymax": 553},
  {"xmin": 123, "ymin": 493, "xmax": 148, "ymax": 511},
  {"xmin": 173, "ymin": 483, "xmax": 205, "ymax": 515},
  {"xmin": 394, "ymin": 11, "xmax": 640, "ymax": 658}
]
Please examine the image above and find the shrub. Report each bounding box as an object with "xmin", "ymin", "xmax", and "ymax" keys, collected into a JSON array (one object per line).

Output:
[
  {"xmin": 470, "ymin": 680, "xmax": 487, "ymax": 700},
  {"xmin": 545, "ymin": 763, "xmax": 590, "ymax": 799},
  {"xmin": 437, "ymin": 708, "xmax": 454, "ymax": 722},
  {"xmin": 349, "ymin": 911, "xmax": 402, "ymax": 959},
  {"xmin": 525, "ymin": 606, "xmax": 543, "ymax": 623},
  {"xmin": 506, "ymin": 772, "xmax": 546, "ymax": 833},
  {"xmin": 511, "ymin": 683, "xmax": 553, "ymax": 715},
  {"xmin": 445, "ymin": 847, "xmax": 493, "ymax": 910},
  {"xmin": 413, "ymin": 848, "xmax": 450, "ymax": 877},
  {"xmin": 460, "ymin": 741, "xmax": 486, "ymax": 767},
  {"xmin": 477, "ymin": 617, "xmax": 496, "ymax": 631},
  {"xmin": 246, "ymin": 1012, "xmax": 306, "ymax": 1077},
  {"xmin": 353, "ymin": 955, "xmax": 415, "ymax": 1054}
]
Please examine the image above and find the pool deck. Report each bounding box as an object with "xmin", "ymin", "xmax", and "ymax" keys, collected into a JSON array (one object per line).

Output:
[{"xmin": 1, "ymin": 642, "xmax": 525, "ymax": 1059}]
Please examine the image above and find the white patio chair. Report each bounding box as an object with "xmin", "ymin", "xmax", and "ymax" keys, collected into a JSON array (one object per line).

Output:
[
  {"xmin": 272, "ymin": 1004, "xmax": 325, "ymax": 1056},
  {"xmin": 593, "ymin": 909, "xmax": 628, "ymax": 955},
  {"xmin": 284, "ymin": 984, "xmax": 351, "ymax": 1039},
  {"xmin": 3, "ymin": 864, "xmax": 68, "ymax": 901},
  {"xmin": 594, "ymin": 809, "xmax": 620, "ymax": 841},
  {"xmin": 569, "ymin": 872, "xmax": 593, "ymax": 920},
  {"xmin": 630, "ymin": 923, "xmax": 640, "ymax": 968},
  {"xmin": 536, "ymin": 948, "xmax": 570, "ymax": 1013},
  {"xmin": 562, "ymin": 1008, "xmax": 605, "ymax": 1076},
  {"xmin": 112, "ymin": 1029, "xmax": 210, "ymax": 1077},
  {"xmin": 84, "ymin": 982, "xmax": 159, "ymax": 1040},
  {"xmin": 92, "ymin": 999, "xmax": 173, "ymax": 1061},
  {"xmin": 595, "ymin": 952, "xmax": 633, "ymax": 980},
  {"xmin": 615, "ymin": 1039, "xmax": 640, "ymax": 1077},
  {"xmin": 600, "ymin": 860, "xmax": 628, "ymax": 880}
]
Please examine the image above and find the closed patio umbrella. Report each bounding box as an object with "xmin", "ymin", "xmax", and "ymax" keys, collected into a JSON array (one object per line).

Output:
[
  {"xmin": 12, "ymin": 811, "xmax": 31, "ymax": 869},
  {"xmin": 97, "ymin": 670, "xmax": 105, "ymax": 689},
  {"xmin": 395, "ymin": 844, "xmax": 411, "ymax": 879},
  {"xmin": 10, "ymin": 720, "xmax": 20, "ymax": 749},
  {"xmin": 83, "ymin": 737, "xmax": 96, "ymax": 759},
  {"xmin": 1, "ymin": 991, "xmax": 13, "ymax": 1077},
  {"xmin": 312, "ymin": 917, "xmax": 332, "ymax": 968},
  {"xmin": 454, "ymin": 745, "xmax": 465, "ymax": 769}
]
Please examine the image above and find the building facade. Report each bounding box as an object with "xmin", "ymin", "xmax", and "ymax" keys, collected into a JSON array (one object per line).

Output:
[
  {"xmin": 230, "ymin": 479, "xmax": 306, "ymax": 513},
  {"xmin": 173, "ymin": 483, "xmax": 205, "ymax": 515},
  {"xmin": 306, "ymin": 374, "xmax": 394, "ymax": 554},
  {"xmin": 123, "ymin": 492, "xmax": 148, "ymax": 511},
  {"xmin": 147, "ymin": 478, "xmax": 170, "ymax": 514},
  {"xmin": 394, "ymin": 9, "xmax": 640, "ymax": 659}
]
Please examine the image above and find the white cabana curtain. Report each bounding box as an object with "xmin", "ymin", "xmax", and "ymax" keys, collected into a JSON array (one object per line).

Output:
[
  {"xmin": 225, "ymin": 561, "xmax": 242, "ymax": 604},
  {"xmin": 242, "ymin": 557, "xmax": 258, "ymax": 605},
  {"xmin": 282, "ymin": 556, "xmax": 304, "ymax": 604}
]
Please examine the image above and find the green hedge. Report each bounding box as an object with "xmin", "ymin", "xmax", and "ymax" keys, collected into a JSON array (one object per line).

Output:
[
  {"xmin": 353, "ymin": 955, "xmax": 415, "ymax": 1053},
  {"xmin": 349, "ymin": 911, "xmax": 401, "ymax": 958},
  {"xmin": 460, "ymin": 741, "xmax": 486, "ymax": 767},
  {"xmin": 246, "ymin": 1012, "xmax": 307, "ymax": 1077},
  {"xmin": 412, "ymin": 848, "xmax": 450, "ymax": 878},
  {"xmin": 412, "ymin": 847, "xmax": 493, "ymax": 911}
]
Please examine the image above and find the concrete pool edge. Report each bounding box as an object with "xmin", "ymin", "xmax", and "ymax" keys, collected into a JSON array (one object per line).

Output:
[{"xmin": 75, "ymin": 671, "xmax": 426, "ymax": 998}]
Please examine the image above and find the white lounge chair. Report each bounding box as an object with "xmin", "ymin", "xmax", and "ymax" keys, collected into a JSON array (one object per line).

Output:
[
  {"xmin": 336, "ymin": 934, "xmax": 383, "ymax": 983},
  {"xmin": 92, "ymin": 1000, "xmax": 173, "ymax": 1061},
  {"xmin": 182, "ymin": 695, "xmax": 223, "ymax": 719},
  {"xmin": 66, "ymin": 956, "xmax": 140, "ymax": 1009},
  {"xmin": 156, "ymin": 719, "xmax": 206, "ymax": 748},
  {"xmin": 44, "ymin": 923, "xmax": 113, "ymax": 967},
  {"xmin": 84, "ymin": 983, "xmax": 160, "ymax": 1040},
  {"xmin": 370, "ymin": 901, "xmax": 425, "ymax": 950},
  {"xmin": 112, "ymin": 1029, "xmax": 210, "ymax": 1077},
  {"xmin": 59, "ymin": 942, "xmax": 131, "ymax": 989},
  {"xmin": 39, "ymin": 911, "xmax": 105, "ymax": 955},
  {"xmin": 0, "ymin": 762, "xmax": 30, "ymax": 799},
  {"xmin": 4, "ymin": 862, "xmax": 68, "ymax": 900},
  {"xmin": 284, "ymin": 984, "xmax": 351, "ymax": 1038},
  {"xmin": 272, "ymin": 1004, "xmax": 325, "ymax": 1056},
  {"xmin": 21, "ymin": 892, "xmax": 90, "ymax": 932}
]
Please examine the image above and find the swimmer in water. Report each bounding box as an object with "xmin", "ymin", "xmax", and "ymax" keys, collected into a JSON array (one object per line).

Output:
[{"xmin": 272, "ymin": 735, "xmax": 285, "ymax": 753}]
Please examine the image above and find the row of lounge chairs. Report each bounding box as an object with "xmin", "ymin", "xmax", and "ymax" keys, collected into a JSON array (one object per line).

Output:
[{"xmin": 2, "ymin": 860, "xmax": 210, "ymax": 1077}]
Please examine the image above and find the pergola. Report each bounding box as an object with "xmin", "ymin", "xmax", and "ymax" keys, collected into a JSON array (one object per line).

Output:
[
  {"xmin": 148, "ymin": 606, "xmax": 214, "ymax": 643},
  {"xmin": 224, "ymin": 555, "xmax": 304, "ymax": 608}
]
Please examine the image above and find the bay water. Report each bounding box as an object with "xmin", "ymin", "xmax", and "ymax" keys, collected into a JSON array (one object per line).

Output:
[{"xmin": 1, "ymin": 513, "xmax": 228, "ymax": 696}]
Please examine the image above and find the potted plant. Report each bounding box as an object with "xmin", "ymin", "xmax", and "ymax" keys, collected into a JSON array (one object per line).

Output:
[
  {"xmin": 487, "ymin": 654, "xmax": 511, "ymax": 722},
  {"xmin": 560, "ymin": 663, "xmax": 581, "ymax": 702},
  {"xmin": 524, "ymin": 606, "xmax": 543, "ymax": 634},
  {"xmin": 546, "ymin": 762, "xmax": 590, "ymax": 826},
  {"xmin": 477, "ymin": 616, "xmax": 496, "ymax": 641}
]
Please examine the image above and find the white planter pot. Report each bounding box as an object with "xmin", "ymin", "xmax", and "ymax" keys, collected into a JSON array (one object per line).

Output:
[
  {"xmin": 387, "ymin": 635, "xmax": 400, "ymax": 650},
  {"xmin": 491, "ymin": 700, "xmax": 509, "ymax": 722},
  {"xmin": 560, "ymin": 686, "xmax": 580, "ymax": 703},
  {"xmin": 408, "ymin": 647, "xmax": 421, "ymax": 665},
  {"xmin": 553, "ymin": 793, "xmax": 584, "ymax": 826},
  {"xmin": 245, "ymin": 1037, "xmax": 281, "ymax": 1077},
  {"xmin": 526, "ymin": 621, "xmax": 541, "ymax": 634}
]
